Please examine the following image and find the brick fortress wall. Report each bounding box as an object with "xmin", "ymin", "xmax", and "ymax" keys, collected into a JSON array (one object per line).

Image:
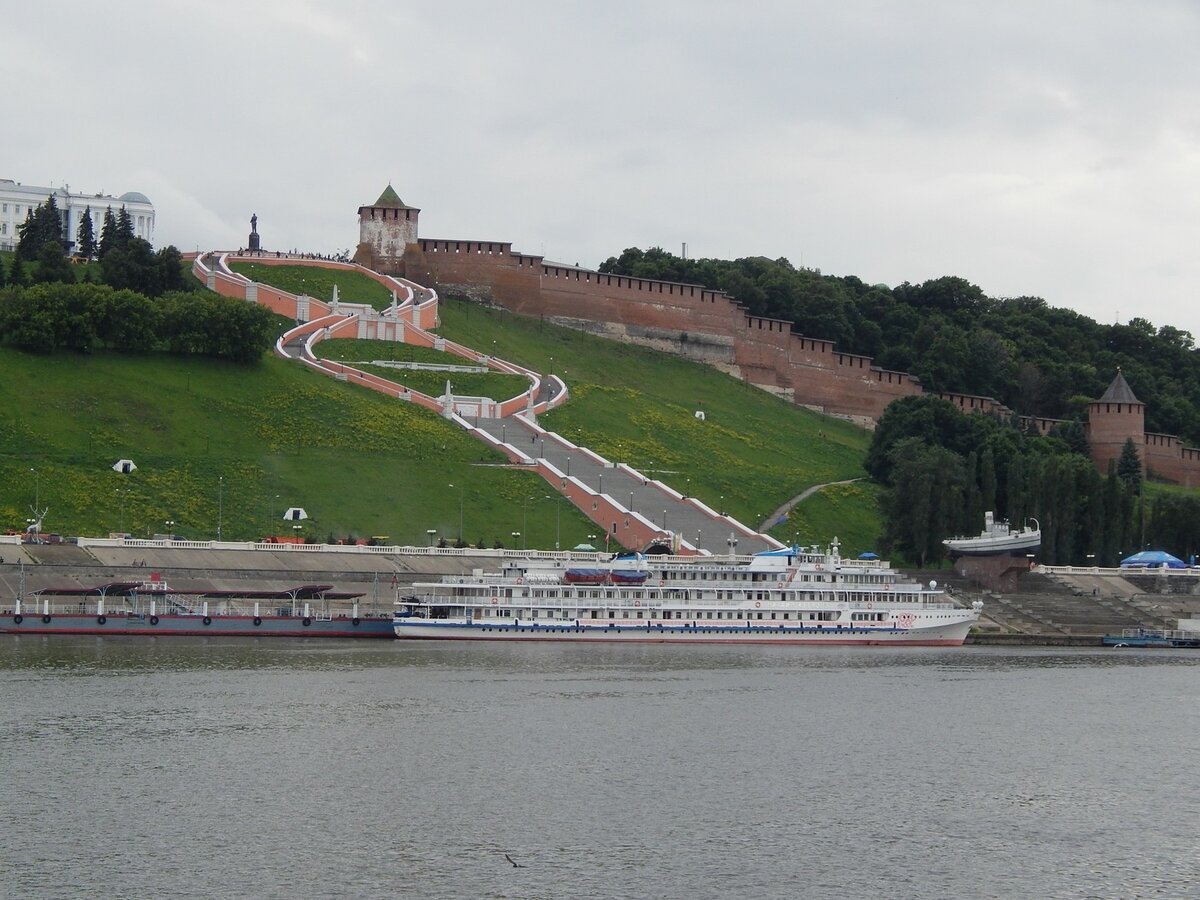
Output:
[{"xmin": 356, "ymin": 204, "xmax": 1200, "ymax": 486}]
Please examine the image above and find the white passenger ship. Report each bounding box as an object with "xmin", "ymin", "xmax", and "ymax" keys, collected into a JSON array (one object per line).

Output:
[{"xmin": 393, "ymin": 542, "xmax": 982, "ymax": 646}]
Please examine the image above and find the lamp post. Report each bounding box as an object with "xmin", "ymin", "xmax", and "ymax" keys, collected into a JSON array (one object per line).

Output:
[
  {"xmin": 598, "ymin": 473, "xmax": 603, "ymax": 495},
  {"xmin": 448, "ymin": 483, "xmax": 464, "ymax": 541},
  {"xmin": 512, "ymin": 531, "xmax": 521, "ymax": 550},
  {"xmin": 217, "ymin": 475, "xmax": 224, "ymax": 540},
  {"xmin": 629, "ymin": 490, "xmax": 634, "ymax": 512},
  {"xmin": 293, "ymin": 524, "xmax": 303, "ymax": 542},
  {"xmin": 30, "ymin": 467, "xmax": 38, "ymax": 509},
  {"xmin": 544, "ymin": 495, "xmax": 561, "ymax": 550},
  {"xmin": 165, "ymin": 519, "xmax": 175, "ymax": 539},
  {"xmin": 427, "ymin": 529, "xmax": 437, "ymax": 547}
]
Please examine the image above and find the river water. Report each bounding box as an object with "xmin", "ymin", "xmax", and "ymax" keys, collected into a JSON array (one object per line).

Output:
[{"xmin": 1, "ymin": 638, "xmax": 1197, "ymax": 899}]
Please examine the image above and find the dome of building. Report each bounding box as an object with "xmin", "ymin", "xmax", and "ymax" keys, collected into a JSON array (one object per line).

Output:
[{"xmin": 118, "ymin": 191, "xmax": 151, "ymax": 204}]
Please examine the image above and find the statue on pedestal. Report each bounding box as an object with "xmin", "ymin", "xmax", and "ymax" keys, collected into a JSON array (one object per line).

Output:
[{"xmin": 248, "ymin": 213, "xmax": 261, "ymax": 252}]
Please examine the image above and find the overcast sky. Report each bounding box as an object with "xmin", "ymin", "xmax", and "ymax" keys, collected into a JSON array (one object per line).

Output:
[{"xmin": 9, "ymin": 1, "xmax": 1200, "ymax": 336}]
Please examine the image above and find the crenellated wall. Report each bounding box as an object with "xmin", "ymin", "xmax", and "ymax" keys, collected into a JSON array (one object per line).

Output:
[{"xmin": 353, "ymin": 193, "xmax": 1200, "ymax": 487}]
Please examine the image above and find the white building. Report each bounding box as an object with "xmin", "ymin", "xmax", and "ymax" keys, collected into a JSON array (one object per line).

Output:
[{"xmin": 0, "ymin": 178, "xmax": 155, "ymax": 254}]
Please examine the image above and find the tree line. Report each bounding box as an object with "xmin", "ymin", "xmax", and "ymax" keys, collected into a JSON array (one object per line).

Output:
[
  {"xmin": 2, "ymin": 196, "xmax": 188, "ymax": 298},
  {"xmin": 0, "ymin": 281, "xmax": 276, "ymax": 363},
  {"xmin": 599, "ymin": 247, "xmax": 1200, "ymax": 445},
  {"xmin": 869, "ymin": 396, "xmax": 1200, "ymax": 566}
]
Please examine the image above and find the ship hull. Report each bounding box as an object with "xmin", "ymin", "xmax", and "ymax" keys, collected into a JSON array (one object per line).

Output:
[
  {"xmin": 1, "ymin": 613, "xmax": 395, "ymax": 639},
  {"xmin": 394, "ymin": 619, "xmax": 974, "ymax": 646}
]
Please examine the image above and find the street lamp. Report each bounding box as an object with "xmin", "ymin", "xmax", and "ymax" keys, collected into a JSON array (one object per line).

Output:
[
  {"xmin": 293, "ymin": 524, "xmax": 303, "ymax": 541},
  {"xmin": 427, "ymin": 529, "xmax": 437, "ymax": 547},
  {"xmin": 598, "ymin": 473, "xmax": 603, "ymax": 495},
  {"xmin": 217, "ymin": 475, "xmax": 224, "ymax": 540},
  {"xmin": 629, "ymin": 491, "xmax": 634, "ymax": 512},
  {"xmin": 30, "ymin": 467, "xmax": 38, "ymax": 509},
  {"xmin": 165, "ymin": 519, "xmax": 175, "ymax": 539},
  {"xmin": 544, "ymin": 495, "xmax": 561, "ymax": 550},
  {"xmin": 512, "ymin": 531, "xmax": 522, "ymax": 550},
  {"xmin": 448, "ymin": 483, "xmax": 464, "ymax": 540}
]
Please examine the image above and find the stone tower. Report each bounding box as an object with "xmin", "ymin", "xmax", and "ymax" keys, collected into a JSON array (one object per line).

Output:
[
  {"xmin": 1088, "ymin": 370, "xmax": 1144, "ymax": 474},
  {"xmin": 354, "ymin": 184, "xmax": 419, "ymax": 275}
]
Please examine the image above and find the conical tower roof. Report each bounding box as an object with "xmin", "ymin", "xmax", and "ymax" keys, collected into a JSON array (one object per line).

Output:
[
  {"xmin": 1097, "ymin": 369, "xmax": 1142, "ymax": 405},
  {"xmin": 370, "ymin": 184, "xmax": 413, "ymax": 210}
]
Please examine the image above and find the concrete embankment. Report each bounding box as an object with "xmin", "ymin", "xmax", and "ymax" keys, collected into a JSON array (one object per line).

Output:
[{"xmin": 967, "ymin": 632, "xmax": 1103, "ymax": 647}]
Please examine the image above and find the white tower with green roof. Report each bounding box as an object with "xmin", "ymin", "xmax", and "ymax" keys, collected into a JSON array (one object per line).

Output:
[{"xmin": 354, "ymin": 184, "xmax": 420, "ymax": 273}]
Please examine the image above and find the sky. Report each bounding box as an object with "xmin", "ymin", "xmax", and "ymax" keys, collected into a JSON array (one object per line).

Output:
[{"xmin": 8, "ymin": 0, "xmax": 1200, "ymax": 336}]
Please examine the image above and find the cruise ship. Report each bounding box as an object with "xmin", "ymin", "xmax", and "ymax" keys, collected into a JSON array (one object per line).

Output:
[{"xmin": 394, "ymin": 542, "xmax": 983, "ymax": 646}]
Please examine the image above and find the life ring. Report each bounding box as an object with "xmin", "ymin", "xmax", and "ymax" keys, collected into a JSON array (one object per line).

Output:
[
  {"xmin": 253, "ymin": 616, "xmax": 262, "ymax": 626},
  {"xmin": 149, "ymin": 615, "xmax": 159, "ymax": 625},
  {"xmin": 659, "ymin": 579, "xmax": 665, "ymax": 586},
  {"xmin": 754, "ymin": 601, "xmax": 761, "ymax": 608},
  {"xmin": 42, "ymin": 615, "xmax": 52, "ymax": 624},
  {"xmin": 634, "ymin": 600, "xmax": 641, "ymax": 607},
  {"xmin": 515, "ymin": 576, "xmax": 525, "ymax": 585},
  {"xmin": 352, "ymin": 617, "xmax": 361, "ymax": 626},
  {"xmin": 866, "ymin": 601, "xmax": 874, "ymax": 609},
  {"xmin": 490, "ymin": 597, "xmax": 498, "ymax": 605},
  {"xmin": 202, "ymin": 616, "xmax": 212, "ymax": 626},
  {"xmin": 13, "ymin": 614, "xmax": 22, "ymax": 624},
  {"xmin": 97, "ymin": 615, "xmax": 107, "ymax": 625},
  {"xmin": 302, "ymin": 617, "xmax": 312, "ymax": 627}
]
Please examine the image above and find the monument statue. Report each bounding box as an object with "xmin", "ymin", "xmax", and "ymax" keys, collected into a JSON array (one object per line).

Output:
[{"xmin": 248, "ymin": 213, "xmax": 261, "ymax": 252}]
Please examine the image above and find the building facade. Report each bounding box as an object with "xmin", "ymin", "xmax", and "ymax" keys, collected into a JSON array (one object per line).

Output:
[{"xmin": 0, "ymin": 178, "xmax": 155, "ymax": 253}]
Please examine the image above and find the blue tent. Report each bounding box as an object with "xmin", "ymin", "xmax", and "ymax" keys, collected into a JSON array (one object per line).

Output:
[
  {"xmin": 858, "ymin": 552, "xmax": 880, "ymax": 560},
  {"xmin": 1119, "ymin": 550, "xmax": 1187, "ymax": 569}
]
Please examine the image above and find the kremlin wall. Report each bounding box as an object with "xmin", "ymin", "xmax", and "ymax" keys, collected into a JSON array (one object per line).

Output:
[{"xmin": 353, "ymin": 186, "xmax": 1200, "ymax": 488}]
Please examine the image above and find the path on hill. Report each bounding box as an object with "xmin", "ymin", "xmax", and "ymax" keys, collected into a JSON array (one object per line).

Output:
[
  {"xmin": 757, "ymin": 479, "xmax": 863, "ymax": 535},
  {"xmin": 211, "ymin": 251, "xmax": 779, "ymax": 555}
]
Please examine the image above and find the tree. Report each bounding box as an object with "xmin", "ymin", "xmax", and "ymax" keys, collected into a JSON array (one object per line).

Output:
[
  {"xmin": 115, "ymin": 205, "xmax": 135, "ymax": 248},
  {"xmin": 16, "ymin": 197, "xmax": 65, "ymax": 260},
  {"xmin": 101, "ymin": 237, "xmax": 161, "ymax": 296},
  {"xmin": 8, "ymin": 253, "xmax": 26, "ymax": 287},
  {"xmin": 1116, "ymin": 437, "xmax": 1142, "ymax": 493},
  {"xmin": 0, "ymin": 253, "xmax": 6, "ymax": 288},
  {"xmin": 33, "ymin": 241, "xmax": 75, "ymax": 284},
  {"xmin": 98, "ymin": 207, "xmax": 118, "ymax": 259},
  {"xmin": 76, "ymin": 206, "xmax": 96, "ymax": 259}
]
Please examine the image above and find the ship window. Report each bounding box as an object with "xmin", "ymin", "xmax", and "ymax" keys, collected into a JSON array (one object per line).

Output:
[
  {"xmin": 756, "ymin": 612, "xmax": 763, "ymax": 620},
  {"xmin": 770, "ymin": 613, "xmax": 777, "ymax": 620},
  {"xmin": 590, "ymin": 610, "xmax": 598, "ymax": 618},
  {"xmin": 636, "ymin": 611, "xmax": 644, "ymax": 619},
  {"xmin": 706, "ymin": 612, "xmax": 713, "ymax": 619}
]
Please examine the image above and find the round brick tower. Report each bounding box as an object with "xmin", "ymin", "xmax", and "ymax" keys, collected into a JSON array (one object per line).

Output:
[
  {"xmin": 354, "ymin": 184, "xmax": 419, "ymax": 275},
  {"xmin": 1088, "ymin": 370, "xmax": 1144, "ymax": 473}
]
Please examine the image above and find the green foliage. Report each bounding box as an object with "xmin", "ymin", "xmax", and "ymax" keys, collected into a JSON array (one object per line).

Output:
[
  {"xmin": 867, "ymin": 391, "xmax": 1147, "ymax": 565},
  {"xmin": 602, "ymin": 247, "xmax": 1200, "ymax": 444},
  {"xmin": 33, "ymin": 241, "xmax": 75, "ymax": 285},
  {"xmin": 1117, "ymin": 437, "xmax": 1142, "ymax": 492},
  {"xmin": 98, "ymin": 207, "xmax": 117, "ymax": 259},
  {"xmin": 0, "ymin": 282, "xmax": 274, "ymax": 361},
  {"xmin": 76, "ymin": 207, "xmax": 97, "ymax": 259},
  {"xmin": 16, "ymin": 196, "xmax": 65, "ymax": 260},
  {"xmin": 0, "ymin": 252, "xmax": 7, "ymax": 288}
]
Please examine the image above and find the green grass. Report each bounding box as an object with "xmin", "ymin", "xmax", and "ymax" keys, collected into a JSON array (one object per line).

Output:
[
  {"xmin": 431, "ymin": 297, "xmax": 882, "ymax": 554},
  {"xmin": 2, "ymin": 261, "xmax": 885, "ymax": 552},
  {"xmin": 0, "ymin": 347, "xmax": 598, "ymax": 548},
  {"xmin": 313, "ymin": 338, "xmax": 530, "ymax": 401},
  {"xmin": 227, "ymin": 262, "xmax": 394, "ymax": 310}
]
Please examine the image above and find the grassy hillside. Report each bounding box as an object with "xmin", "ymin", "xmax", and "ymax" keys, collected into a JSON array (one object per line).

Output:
[
  {"xmin": 227, "ymin": 262, "xmax": 393, "ymax": 310},
  {"xmin": 0, "ymin": 348, "xmax": 595, "ymax": 548},
  {"xmin": 431, "ymin": 297, "xmax": 882, "ymax": 553},
  {"xmin": 0, "ymin": 273, "xmax": 884, "ymax": 552}
]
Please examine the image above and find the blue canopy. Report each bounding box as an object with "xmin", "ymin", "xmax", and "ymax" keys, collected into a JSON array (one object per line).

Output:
[
  {"xmin": 1120, "ymin": 550, "xmax": 1187, "ymax": 569},
  {"xmin": 858, "ymin": 552, "xmax": 880, "ymax": 560}
]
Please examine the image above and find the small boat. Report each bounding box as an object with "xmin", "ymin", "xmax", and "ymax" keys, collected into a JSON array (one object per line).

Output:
[
  {"xmin": 1102, "ymin": 628, "xmax": 1200, "ymax": 649},
  {"xmin": 944, "ymin": 512, "xmax": 1041, "ymax": 558}
]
